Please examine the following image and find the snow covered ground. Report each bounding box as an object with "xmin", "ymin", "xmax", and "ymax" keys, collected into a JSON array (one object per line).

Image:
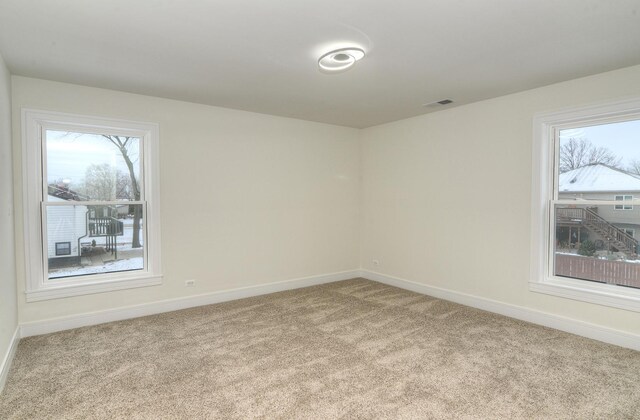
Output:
[
  {"xmin": 49, "ymin": 257, "xmax": 143, "ymax": 278},
  {"xmin": 556, "ymin": 250, "xmax": 640, "ymax": 263},
  {"xmin": 48, "ymin": 219, "xmax": 144, "ymax": 279}
]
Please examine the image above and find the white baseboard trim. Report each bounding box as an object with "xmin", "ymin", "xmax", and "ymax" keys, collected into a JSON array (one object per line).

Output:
[
  {"xmin": 20, "ymin": 270, "xmax": 360, "ymax": 338},
  {"xmin": 20, "ymin": 268, "xmax": 638, "ymax": 351},
  {"xmin": 0, "ymin": 327, "xmax": 20, "ymax": 394},
  {"xmin": 360, "ymin": 269, "xmax": 640, "ymax": 351}
]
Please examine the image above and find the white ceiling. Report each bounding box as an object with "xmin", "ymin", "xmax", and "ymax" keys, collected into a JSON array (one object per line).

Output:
[{"xmin": 1, "ymin": 0, "xmax": 640, "ymax": 128}]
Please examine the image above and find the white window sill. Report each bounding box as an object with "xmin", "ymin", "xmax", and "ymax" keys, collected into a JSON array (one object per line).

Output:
[
  {"xmin": 530, "ymin": 277, "xmax": 640, "ymax": 313},
  {"xmin": 26, "ymin": 274, "xmax": 163, "ymax": 302}
]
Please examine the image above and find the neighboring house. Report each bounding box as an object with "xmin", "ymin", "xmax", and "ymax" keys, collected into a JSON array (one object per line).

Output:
[
  {"xmin": 47, "ymin": 184, "xmax": 124, "ymax": 268},
  {"xmin": 557, "ymin": 163, "xmax": 640, "ymax": 256},
  {"xmin": 47, "ymin": 195, "xmax": 88, "ymax": 266}
]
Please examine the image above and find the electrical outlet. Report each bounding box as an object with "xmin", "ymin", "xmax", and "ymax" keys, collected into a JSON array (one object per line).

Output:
[
  {"xmin": 185, "ymin": 280, "xmax": 196, "ymax": 287},
  {"xmin": 372, "ymin": 259, "xmax": 380, "ymax": 266}
]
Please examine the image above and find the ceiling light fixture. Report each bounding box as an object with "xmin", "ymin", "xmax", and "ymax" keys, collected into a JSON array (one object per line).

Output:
[{"xmin": 318, "ymin": 47, "xmax": 365, "ymax": 73}]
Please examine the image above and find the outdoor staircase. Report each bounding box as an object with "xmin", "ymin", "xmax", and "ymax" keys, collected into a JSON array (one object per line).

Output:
[{"xmin": 556, "ymin": 207, "xmax": 638, "ymax": 258}]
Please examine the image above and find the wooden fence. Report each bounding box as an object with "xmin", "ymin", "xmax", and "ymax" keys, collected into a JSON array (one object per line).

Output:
[{"xmin": 555, "ymin": 254, "xmax": 640, "ymax": 289}]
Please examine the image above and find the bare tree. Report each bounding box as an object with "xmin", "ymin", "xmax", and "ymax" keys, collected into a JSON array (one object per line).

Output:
[
  {"xmin": 559, "ymin": 138, "xmax": 621, "ymax": 173},
  {"xmin": 81, "ymin": 164, "xmax": 132, "ymax": 201},
  {"xmin": 627, "ymin": 159, "xmax": 640, "ymax": 176},
  {"xmin": 116, "ymin": 171, "xmax": 133, "ymax": 200},
  {"xmin": 101, "ymin": 135, "xmax": 143, "ymax": 248}
]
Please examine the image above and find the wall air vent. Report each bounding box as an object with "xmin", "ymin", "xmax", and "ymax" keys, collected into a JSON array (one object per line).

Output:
[{"xmin": 423, "ymin": 99, "xmax": 454, "ymax": 107}]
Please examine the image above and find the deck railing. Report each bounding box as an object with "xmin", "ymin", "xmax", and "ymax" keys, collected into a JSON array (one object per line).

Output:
[{"xmin": 88, "ymin": 217, "xmax": 124, "ymax": 237}]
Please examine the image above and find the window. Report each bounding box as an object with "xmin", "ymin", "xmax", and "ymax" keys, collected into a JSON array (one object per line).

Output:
[
  {"xmin": 532, "ymin": 98, "xmax": 640, "ymax": 312},
  {"xmin": 615, "ymin": 195, "xmax": 633, "ymax": 210},
  {"xmin": 55, "ymin": 242, "xmax": 71, "ymax": 256},
  {"xmin": 23, "ymin": 110, "xmax": 162, "ymax": 301}
]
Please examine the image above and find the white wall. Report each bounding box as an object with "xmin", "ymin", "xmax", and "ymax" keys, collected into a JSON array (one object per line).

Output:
[
  {"xmin": 361, "ymin": 64, "xmax": 640, "ymax": 336},
  {"xmin": 10, "ymin": 65, "xmax": 640, "ymax": 338},
  {"xmin": 12, "ymin": 76, "xmax": 361, "ymax": 324},
  {"xmin": 0, "ymin": 54, "xmax": 17, "ymax": 385}
]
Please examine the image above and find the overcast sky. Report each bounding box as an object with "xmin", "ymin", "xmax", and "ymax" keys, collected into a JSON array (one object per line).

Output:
[
  {"xmin": 46, "ymin": 130, "xmax": 140, "ymax": 187},
  {"xmin": 559, "ymin": 119, "xmax": 640, "ymax": 168}
]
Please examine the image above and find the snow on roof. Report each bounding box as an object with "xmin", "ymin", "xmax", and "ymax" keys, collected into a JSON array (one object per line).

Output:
[{"xmin": 558, "ymin": 164, "xmax": 640, "ymax": 192}]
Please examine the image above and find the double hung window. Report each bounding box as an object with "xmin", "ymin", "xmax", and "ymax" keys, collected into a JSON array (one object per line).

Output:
[
  {"xmin": 532, "ymin": 98, "xmax": 640, "ymax": 311},
  {"xmin": 23, "ymin": 110, "xmax": 162, "ymax": 301}
]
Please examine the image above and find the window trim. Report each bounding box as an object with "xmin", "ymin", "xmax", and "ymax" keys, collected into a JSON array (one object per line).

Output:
[
  {"xmin": 531, "ymin": 97, "xmax": 640, "ymax": 312},
  {"xmin": 22, "ymin": 109, "xmax": 162, "ymax": 302}
]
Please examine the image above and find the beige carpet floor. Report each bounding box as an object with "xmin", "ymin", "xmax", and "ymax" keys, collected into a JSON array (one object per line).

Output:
[{"xmin": 1, "ymin": 278, "xmax": 640, "ymax": 419}]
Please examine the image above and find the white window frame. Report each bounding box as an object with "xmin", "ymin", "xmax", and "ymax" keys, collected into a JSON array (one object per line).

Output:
[
  {"xmin": 531, "ymin": 97, "xmax": 640, "ymax": 312},
  {"xmin": 22, "ymin": 109, "xmax": 162, "ymax": 302},
  {"xmin": 614, "ymin": 195, "xmax": 633, "ymax": 210}
]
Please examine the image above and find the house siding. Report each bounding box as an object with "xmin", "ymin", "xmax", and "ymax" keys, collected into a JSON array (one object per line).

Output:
[{"xmin": 46, "ymin": 204, "xmax": 88, "ymax": 259}]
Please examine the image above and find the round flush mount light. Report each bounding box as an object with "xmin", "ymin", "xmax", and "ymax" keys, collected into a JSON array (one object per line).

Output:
[{"xmin": 318, "ymin": 47, "xmax": 365, "ymax": 73}]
